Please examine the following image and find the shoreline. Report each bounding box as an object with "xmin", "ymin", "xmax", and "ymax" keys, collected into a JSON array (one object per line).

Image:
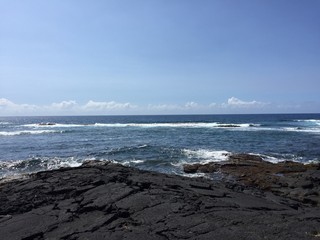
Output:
[
  {"xmin": 184, "ymin": 153, "xmax": 320, "ymax": 207},
  {"xmin": 0, "ymin": 158, "xmax": 319, "ymax": 239}
]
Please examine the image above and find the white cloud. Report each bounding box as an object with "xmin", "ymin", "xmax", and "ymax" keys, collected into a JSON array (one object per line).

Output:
[
  {"xmin": 0, "ymin": 97, "xmax": 317, "ymax": 116},
  {"xmin": 83, "ymin": 100, "xmax": 135, "ymax": 111},
  {"xmin": 0, "ymin": 98, "xmax": 137, "ymax": 116},
  {"xmin": 0, "ymin": 98, "xmax": 15, "ymax": 107},
  {"xmin": 147, "ymin": 104, "xmax": 180, "ymax": 111},
  {"xmin": 185, "ymin": 102, "xmax": 198, "ymax": 108},
  {"xmin": 209, "ymin": 102, "xmax": 217, "ymax": 107},
  {"xmin": 147, "ymin": 102, "xmax": 201, "ymax": 113},
  {"xmin": 226, "ymin": 97, "xmax": 267, "ymax": 108},
  {"xmin": 51, "ymin": 100, "xmax": 78, "ymax": 110},
  {"xmin": 0, "ymin": 98, "xmax": 39, "ymax": 114}
]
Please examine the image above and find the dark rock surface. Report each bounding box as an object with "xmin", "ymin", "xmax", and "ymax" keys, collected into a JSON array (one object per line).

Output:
[
  {"xmin": 0, "ymin": 161, "xmax": 320, "ymax": 239},
  {"xmin": 184, "ymin": 154, "xmax": 320, "ymax": 206}
]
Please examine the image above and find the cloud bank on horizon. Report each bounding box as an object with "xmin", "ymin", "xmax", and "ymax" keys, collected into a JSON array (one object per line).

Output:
[
  {"xmin": 0, "ymin": 1, "xmax": 319, "ymax": 115},
  {"xmin": 0, "ymin": 97, "xmax": 318, "ymax": 116}
]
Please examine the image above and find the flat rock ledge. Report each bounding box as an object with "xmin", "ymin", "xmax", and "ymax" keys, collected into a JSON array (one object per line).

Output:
[
  {"xmin": 0, "ymin": 161, "xmax": 319, "ymax": 240},
  {"xmin": 184, "ymin": 154, "xmax": 320, "ymax": 207}
]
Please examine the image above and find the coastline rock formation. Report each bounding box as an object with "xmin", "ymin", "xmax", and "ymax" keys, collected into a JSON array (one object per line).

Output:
[
  {"xmin": 0, "ymin": 160, "xmax": 319, "ymax": 239},
  {"xmin": 184, "ymin": 154, "xmax": 320, "ymax": 206}
]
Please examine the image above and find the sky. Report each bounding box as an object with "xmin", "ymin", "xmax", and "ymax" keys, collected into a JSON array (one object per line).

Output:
[{"xmin": 0, "ymin": 0, "xmax": 319, "ymax": 116}]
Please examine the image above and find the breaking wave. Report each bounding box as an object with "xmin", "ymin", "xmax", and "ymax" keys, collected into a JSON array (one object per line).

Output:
[
  {"xmin": 296, "ymin": 119, "xmax": 320, "ymax": 125},
  {"xmin": 0, "ymin": 157, "xmax": 83, "ymax": 177},
  {"xmin": 25, "ymin": 122, "xmax": 259, "ymax": 129},
  {"xmin": 0, "ymin": 130, "xmax": 62, "ymax": 136},
  {"xmin": 182, "ymin": 149, "xmax": 230, "ymax": 163}
]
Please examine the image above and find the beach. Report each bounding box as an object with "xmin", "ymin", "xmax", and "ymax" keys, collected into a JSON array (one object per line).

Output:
[{"xmin": 0, "ymin": 155, "xmax": 319, "ymax": 240}]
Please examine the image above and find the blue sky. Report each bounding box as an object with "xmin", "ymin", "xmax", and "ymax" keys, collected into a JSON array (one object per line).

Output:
[{"xmin": 0, "ymin": 0, "xmax": 319, "ymax": 115}]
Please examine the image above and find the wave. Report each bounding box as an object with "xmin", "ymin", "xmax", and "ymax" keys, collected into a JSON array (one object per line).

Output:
[
  {"xmin": 0, "ymin": 157, "xmax": 83, "ymax": 177},
  {"xmin": 121, "ymin": 159, "xmax": 145, "ymax": 166},
  {"xmin": 296, "ymin": 119, "xmax": 320, "ymax": 125},
  {"xmin": 295, "ymin": 119, "xmax": 320, "ymax": 129},
  {"xmin": 105, "ymin": 144, "xmax": 150, "ymax": 155},
  {"xmin": 95, "ymin": 122, "xmax": 259, "ymax": 128},
  {"xmin": 179, "ymin": 149, "xmax": 319, "ymax": 166},
  {"xmin": 0, "ymin": 130, "xmax": 62, "ymax": 136},
  {"xmin": 25, "ymin": 122, "xmax": 258, "ymax": 129},
  {"xmin": 253, "ymin": 153, "xmax": 302, "ymax": 164},
  {"xmin": 282, "ymin": 127, "xmax": 320, "ymax": 134},
  {"xmin": 182, "ymin": 149, "xmax": 230, "ymax": 162},
  {"xmin": 24, "ymin": 123, "xmax": 86, "ymax": 128},
  {"xmin": 234, "ymin": 125, "xmax": 320, "ymax": 134},
  {"xmin": 170, "ymin": 149, "xmax": 231, "ymax": 168},
  {"xmin": 1, "ymin": 151, "xmax": 317, "ymax": 179}
]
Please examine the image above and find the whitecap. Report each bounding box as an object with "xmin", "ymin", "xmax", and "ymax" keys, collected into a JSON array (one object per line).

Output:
[
  {"xmin": 181, "ymin": 172, "xmax": 209, "ymax": 178},
  {"xmin": 24, "ymin": 123, "xmax": 85, "ymax": 128},
  {"xmin": 250, "ymin": 153, "xmax": 306, "ymax": 164},
  {"xmin": 296, "ymin": 119, "xmax": 320, "ymax": 127},
  {"xmin": 0, "ymin": 157, "xmax": 83, "ymax": 178},
  {"xmin": 94, "ymin": 123, "xmax": 123, "ymax": 127},
  {"xmin": 170, "ymin": 149, "xmax": 232, "ymax": 168},
  {"xmin": 100, "ymin": 122, "xmax": 221, "ymax": 128},
  {"xmin": 282, "ymin": 127, "xmax": 320, "ymax": 134},
  {"xmin": 182, "ymin": 149, "xmax": 230, "ymax": 162},
  {"xmin": 94, "ymin": 122, "xmax": 257, "ymax": 129},
  {"xmin": 121, "ymin": 159, "xmax": 145, "ymax": 166},
  {"xmin": 297, "ymin": 119, "xmax": 320, "ymax": 124},
  {"xmin": 23, "ymin": 122, "xmax": 260, "ymax": 129},
  {"xmin": 0, "ymin": 130, "xmax": 61, "ymax": 136}
]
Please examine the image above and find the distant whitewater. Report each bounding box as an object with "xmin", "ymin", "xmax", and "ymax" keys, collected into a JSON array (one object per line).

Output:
[{"xmin": 0, "ymin": 114, "xmax": 319, "ymax": 178}]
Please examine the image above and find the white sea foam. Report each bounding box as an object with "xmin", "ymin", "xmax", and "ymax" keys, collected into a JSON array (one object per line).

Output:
[
  {"xmin": 182, "ymin": 149, "xmax": 230, "ymax": 163},
  {"xmin": 24, "ymin": 123, "xmax": 85, "ymax": 128},
  {"xmin": 121, "ymin": 159, "xmax": 145, "ymax": 166},
  {"xmin": 170, "ymin": 149, "xmax": 231, "ymax": 168},
  {"xmin": 0, "ymin": 130, "xmax": 61, "ymax": 136},
  {"xmin": 95, "ymin": 122, "xmax": 221, "ymax": 128},
  {"xmin": 94, "ymin": 122, "xmax": 256, "ymax": 129},
  {"xmin": 181, "ymin": 172, "xmax": 209, "ymax": 178},
  {"xmin": 0, "ymin": 157, "xmax": 83, "ymax": 178},
  {"xmin": 94, "ymin": 123, "xmax": 124, "ymax": 127},
  {"xmin": 38, "ymin": 157, "xmax": 83, "ymax": 170},
  {"xmin": 296, "ymin": 119, "xmax": 320, "ymax": 130},
  {"xmin": 310, "ymin": 120, "xmax": 320, "ymax": 125},
  {"xmin": 297, "ymin": 119, "xmax": 320, "ymax": 125},
  {"xmin": 251, "ymin": 153, "xmax": 306, "ymax": 164},
  {"xmin": 24, "ymin": 122, "xmax": 258, "ymax": 129},
  {"xmin": 282, "ymin": 127, "xmax": 320, "ymax": 134}
]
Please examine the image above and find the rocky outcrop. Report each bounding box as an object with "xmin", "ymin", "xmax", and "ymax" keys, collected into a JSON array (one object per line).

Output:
[
  {"xmin": 0, "ymin": 161, "xmax": 320, "ymax": 239},
  {"xmin": 184, "ymin": 154, "xmax": 320, "ymax": 206}
]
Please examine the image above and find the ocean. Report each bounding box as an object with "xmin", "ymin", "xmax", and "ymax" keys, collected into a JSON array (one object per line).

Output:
[{"xmin": 0, "ymin": 114, "xmax": 319, "ymax": 178}]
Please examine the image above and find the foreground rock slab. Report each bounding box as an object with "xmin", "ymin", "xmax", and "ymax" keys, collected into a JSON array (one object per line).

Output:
[{"xmin": 1, "ymin": 161, "xmax": 320, "ymax": 240}]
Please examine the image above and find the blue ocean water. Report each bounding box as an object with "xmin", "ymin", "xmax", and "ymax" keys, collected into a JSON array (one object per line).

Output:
[{"xmin": 0, "ymin": 114, "xmax": 319, "ymax": 178}]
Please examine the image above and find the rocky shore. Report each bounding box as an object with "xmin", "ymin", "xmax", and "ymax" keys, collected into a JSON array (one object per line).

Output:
[
  {"xmin": 0, "ymin": 156, "xmax": 320, "ymax": 239},
  {"xmin": 184, "ymin": 154, "xmax": 320, "ymax": 206}
]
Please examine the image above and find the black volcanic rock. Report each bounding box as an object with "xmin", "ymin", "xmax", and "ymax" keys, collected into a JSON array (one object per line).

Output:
[
  {"xmin": 183, "ymin": 153, "xmax": 320, "ymax": 206},
  {"xmin": 0, "ymin": 161, "xmax": 320, "ymax": 239}
]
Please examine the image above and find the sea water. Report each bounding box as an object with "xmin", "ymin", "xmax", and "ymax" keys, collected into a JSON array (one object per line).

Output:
[{"xmin": 0, "ymin": 114, "xmax": 319, "ymax": 178}]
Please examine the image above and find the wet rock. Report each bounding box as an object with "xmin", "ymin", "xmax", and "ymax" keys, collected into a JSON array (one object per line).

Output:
[
  {"xmin": 184, "ymin": 153, "xmax": 320, "ymax": 206},
  {"xmin": 183, "ymin": 163, "xmax": 202, "ymax": 173}
]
